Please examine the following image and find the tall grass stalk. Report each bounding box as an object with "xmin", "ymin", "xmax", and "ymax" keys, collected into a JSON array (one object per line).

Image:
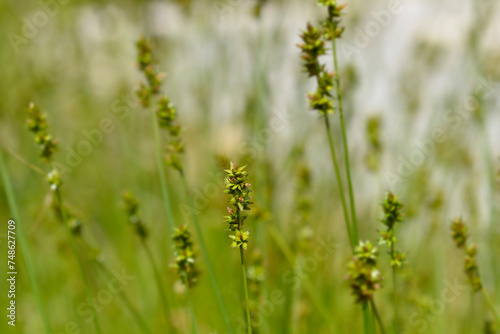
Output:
[
  {"xmin": 391, "ymin": 245, "xmax": 398, "ymax": 333},
  {"xmin": 149, "ymin": 107, "xmax": 176, "ymax": 231},
  {"xmin": 140, "ymin": 238, "xmax": 173, "ymax": 330},
  {"xmin": 371, "ymin": 299, "xmax": 386, "ymax": 334},
  {"xmin": 95, "ymin": 260, "xmax": 152, "ymax": 334},
  {"xmin": 54, "ymin": 188, "xmax": 102, "ymax": 334},
  {"xmin": 329, "ymin": 19, "xmax": 375, "ymax": 334},
  {"xmin": 185, "ymin": 288, "xmax": 199, "ymax": 334},
  {"xmin": 324, "ymin": 116, "xmax": 354, "ymax": 249},
  {"xmin": 237, "ymin": 208, "xmax": 252, "ymax": 334},
  {"xmin": 179, "ymin": 171, "xmax": 234, "ymax": 334},
  {"xmin": 0, "ymin": 149, "xmax": 52, "ymax": 334},
  {"xmin": 330, "ymin": 24, "xmax": 359, "ymax": 243},
  {"xmin": 362, "ymin": 304, "xmax": 371, "ymax": 334}
]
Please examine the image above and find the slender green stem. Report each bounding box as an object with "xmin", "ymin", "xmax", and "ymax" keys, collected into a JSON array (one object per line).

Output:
[
  {"xmin": 331, "ymin": 27, "xmax": 359, "ymax": 243},
  {"xmin": 371, "ymin": 299, "xmax": 387, "ymax": 334},
  {"xmin": 240, "ymin": 247, "xmax": 252, "ymax": 334},
  {"xmin": 178, "ymin": 171, "xmax": 234, "ymax": 334},
  {"xmin": 185, "ymin": 288, "xmax": 199, "ymax": 334},
  {"xmin": 0, "ymin": 150, "xmax": 52, "ymax": 334},
  {"xmin": 140, "ymin": 239, "xmax": 172, "ymax": 331},
  {"xmin": 362, "ymin": 303, "xmax": 371, "ymax": 334},
  {"xmin": 54, "ymin": 188, "xmax": 102, "ymax": 334},
  {"xmin": 95, "ymin": 260, "xmax": 152, "ymax": 334},
  {"xmin": 390, "ymin": 242, "xmax": 399, "ymax": 333},
  {"xmin": 236, "ymin": 208, "xmax": 252, "ymax": 334},
  {"xmin": 149, "ymin": 107, "xmax": 176, "ymax": 231},
  {"xmin": 482, "ymin": 288, "xmax": 500, "ymax": 327},
  {"xmin": 392, "ymin": 266, "xmax": 398, "ymax": 334},
  {"xmin": 324, "ymin": 115, "xmax": 354, "ymax": 250}
]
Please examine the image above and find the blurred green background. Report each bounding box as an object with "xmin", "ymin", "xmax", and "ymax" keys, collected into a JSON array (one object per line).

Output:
[{"xmin": 1, "ymin": 0, "xmax": 500, "ymax": 333}]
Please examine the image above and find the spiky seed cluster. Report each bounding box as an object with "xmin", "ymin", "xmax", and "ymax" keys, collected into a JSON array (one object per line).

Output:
[
  {"xmin": 450, "ymin": 218, "xmax": 482, "ymax": 291},
  {"xmin": 379, "ymin": 192, "xmax": 406, "ymax": 268},
  {"xmin": 298, "ymin": 24, "xmax": 335, "ymax": 116},
  {"xmin": 307, "ymin": 71, "xmax": 335, "ymax": 115},
  {"xmin": 26, "ymin": 102, "xmax": 58, "ymax": 163},
  {"xmin": 172, "ymin": 225, "xmax": 199, "ymax": 288},
  {"xmin": 298, "ymin": 1, "xmax": 347, "ymax": 116},
  {"xmin": 156, "ymin": 96, "xmax": 183, "ymax": 171},
  {"xmin": 380, "ymin": 192, "xmax": 404, "ymax": 229},
  {"xmin": 121, "ymin": 191, "xmax": 148, "ymax": 239},
  {"xmin": 26, "ymin": 103, "xmax": 76, "ymax": 233},
  {"xmin": 347, "ymin": 241, "xmax": 383, "ymax": 303},
  {"xmin": 136, "ymin": 36, "xmax": 163, "ymax": 107},
  {"xmin": 298, "ymin": 23, "xmax": 326, "ymax": 78},
  {"xmin": 451, "ymin": 217, "xmax": 468, "ymax": 249},
  {"xmin": 223, "ymin": 162, "xmax": 253, "ymax": 250},
  {"xmin": 136, "ymin": 37, "xmax": 184, "ymax": 172},
  {"xmin": 318, "ymin": 1, "xmax": 346, "ymax": 40}
]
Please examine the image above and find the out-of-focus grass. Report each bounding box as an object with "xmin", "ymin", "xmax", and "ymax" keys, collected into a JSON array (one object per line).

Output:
[{"xmin": 1, "ymin": 0, "xmax": 500, "ymax": 333}]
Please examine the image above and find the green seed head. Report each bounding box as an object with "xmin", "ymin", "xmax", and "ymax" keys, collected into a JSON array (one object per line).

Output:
[
  {"xmin": 347, "ymin": 240, "xmax": 383, "ymax": 303},
  {"xmin": 121, "ymin": 191, "xmax": 148, "ymax": 239},
  {"xmin": 172, "ymin": 225, "xmax": 199, "ymax": 288},
  {"xmin": 450, "ymin": 217, "xmax": 468, "ymax": 249},
  {"xmin": 27, "ymin": 103, "xmax": 58, "ymax": 163},
  {"xmin": 223, "ymin": 162, "xmax": 253, "ymax": 250}
]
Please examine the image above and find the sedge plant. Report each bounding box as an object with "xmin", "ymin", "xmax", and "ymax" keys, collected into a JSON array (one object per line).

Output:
[
  {"xmin": 346, "ymin": 240, "xmax": 386, "ymax": 334},
  {"xmin": 223, "ymin": 162, "xmax": 254, "ymax": 334},
  {"xmin": 26, "ymin": 104, "xmax": 151, "ymax": 334},
  {"xmin": 26, "ymin": 102, "xmax": 102, "ymax": 334},
  {"xmin": 298, "ymin": 1, "xmax": 380, "ymax": 332},
  {"xmin": 450, "ymin": 218, "xmax": 500, "ymax": 328},
  {"xmin": 135, "ymin": 36, "xmax": 233, "ymax": 333},
  {"xmin": 378, "ymin": 192, "xmax": 406, "ymax": 333},
  {"xmin": 172, "ymin": 225, "xmax": 200, "ymax": 334}
]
